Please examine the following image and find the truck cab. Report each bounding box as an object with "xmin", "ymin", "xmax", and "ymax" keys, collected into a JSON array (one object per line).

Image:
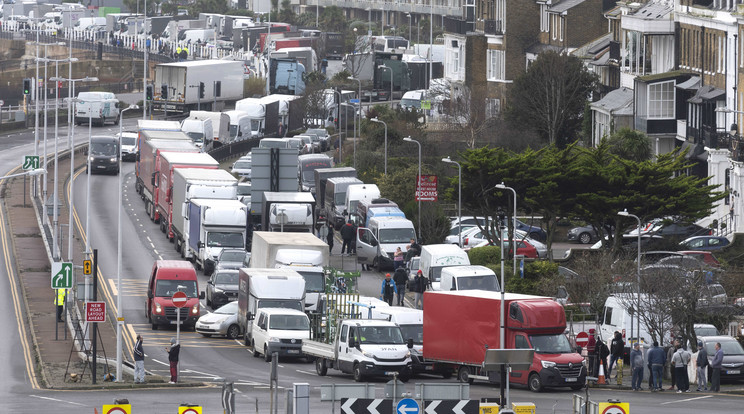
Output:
[
  {"xmin": 344, "ymin": 184, "xmax": 381, "ymax": 225},
  {"xmin": 419, "ymin": 244, "xmax": 471, "ymax": 291},
  {"xmin": 357, "ymin": 216, "xmax": 417, "ymax": 270},
  {"xmin": 325, "ymin": 177, "xmax": 363, "ymax": 229}
]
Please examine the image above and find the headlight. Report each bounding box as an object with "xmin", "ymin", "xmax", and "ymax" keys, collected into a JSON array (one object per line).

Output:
[
  {"xmin": 406, "ymin": 351, "xmax": 411, "ymax": 358},
  {"xmin": 191, "ymin": 304, "xmax": 199, "ymax": 314},
  {"xmin": 268, "ymin": 337, "xmax": 279, "ymax": 343},
  {"xmin": 89, "ymin": 156, "xmax": 95, "ymax": 162},
  {"xmin": 361, "ymin": 351, "xmax": 375, "ymax": 358},
  {"xmin": 214, "ymin": 287, "xmax": 224, "ymax": 293},
  {"xmin": 541, "ymin": 360, "xmax": 556, "ymax": 369},
  {"xmin": 109, "ymin": 157, "xmax": 117, "ymax": 162},
  {"xmin": 155, "ymin": 303, "xmax": 162, "ymax": 313}
]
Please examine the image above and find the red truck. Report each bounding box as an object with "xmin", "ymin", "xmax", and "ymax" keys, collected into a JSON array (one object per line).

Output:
[
  {"xmin": 155, "ymin": 152, "xmax": 219, "ymax": 237},
  {"xmin": 274, "ymin": 37, "xmax": 316, "ymax": 51},
  {"xmin": 423, "ymin": 290, "xmax": 586, "ymax": 392}
]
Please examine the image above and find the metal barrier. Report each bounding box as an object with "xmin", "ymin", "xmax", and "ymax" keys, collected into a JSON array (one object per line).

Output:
[
  {"xmin": 207, "ymin": 138, "xmax": 260, "ymax": 163},
  {"xmin": 571, "ymin": 394, "xmax": 598, "ymax": 414}
]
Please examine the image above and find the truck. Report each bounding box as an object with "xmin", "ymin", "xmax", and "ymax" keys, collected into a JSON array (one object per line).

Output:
[
  {"xmin": 423, "ymin": 290, "xmax": 587, "ymax": 391},
  {"xmin": 270, "ymin": 46, "xmax": 318, "ymax": 73},
  {"xmin": 235, "ymin": 97, "xmax": 280, "ymax": 139},
  {"xmin": 249, "ymin": 148, "xmax": 300, "ymax": 219},
  {"xmin": 269, "ymin": 58, "xmax": 306, "ymax": 96},
  {"xmin": 320, "ymin": 32, "xmax": 344, "ymax": 60},
  {"xmin": 170, "ymin": 168, "xmax": 238, "ymax": 256},
  {"xmin": 355, "ymin": 198, "xmax": 403, "ymax": 228},
  {"xmin": 238, "ymin": 268, "xmax": 307, "ymax": 346},
  {"xmin": 325, "ymin": 177, "xmax": 364, "ymax": 229},
  {"xmin": 135, "ymin": 120, "xmax": 185, "ymax": 178},
  {"xmin": 313, "ymin": 167, "xmax": 356, "ymax": 205},
  {"xmin": 249, "ymin": 231, "xmax": 329, "ymax": 314},
  {"xmin": 224, "ymin": 110, "xmax": 253, "ymax": 142},
  {"xmin": 419, "ymin": 244, "xmax": 471, "ymax": 291},
  {"xmin": 302, "ymin": 319, "xmax": 413, "ymax": 382},
  {"xmin": 345, "ymin": 184, "xmax": 381, "ymax": 225},
  {"xmin": 154, "ymin": 152, "xmax": 219, "ymax": 231},
  {"xmin": 153, "ymin": 60, "xmax": 245, "ymax": 113},
  {"xmin": 259, "ymin": 94, "xmax": 304, "ymax": 133},
  {"xmin": 297, "ymin": 154, "xmax": 333, "ymax": 193},
  {"xmin": 180, "ymin": 118, "xmax": 212, "ymax": 149},
  {"xmin": 357, "ymin": 216, "xmax": 417, "ymax": 271},
  {"xmin": 261, "ymin": 192, "xmax": 316, "ymax": 233},
  {"xmin": 185, "ymin": 198, "xmax": 248, "ymax": 275},
  {"xmin": 343, "ymin": 51, "xmax": 411, "ymax": 101}
]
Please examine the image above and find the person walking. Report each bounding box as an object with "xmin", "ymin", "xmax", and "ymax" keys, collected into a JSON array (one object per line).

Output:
[
  {"xmin": 54, "ymin": 288, "xmax": 66, "ymax": 322},
  {"xmin": 380, "ymin": 273, "xmax": 397, "ymax": 306},
  {"xmin": 393, "ymin": 267, "xmax": 408, "ymax": 306},
  {"xmin": 630, "ymin": 342, "xmax": 644, "ymax": 391},
  {"xmin": 393, "ymin": 247, "xmax": 404, "ymax": 270},
  {"xmin": 166, "ymin": 338, "xmax": 180, "ymax": 384},
  {"xmin": 607, "ymin": 331, "xmax": 624, "ymax": 379},
  {"xmin": 673, "ymin": 346, "xmax": 688, "ymax": 393},
  {"xmin": 647, "ymin": 341, "xmax": 666, "ymax": 391},
  {"xmin": 133, "ymin": 334, "xmax": 145, "ymax": 383},
  {"xmin": 667, "ymin": 339, "xmax": 679, "ymax": 390},
  {"xmin": 710, "ymin": 342, "xmax": 723, "ymax": 392},
  {"xmin": 340, "ymin": 220, "xmax": 355, "ymax": 255},
  {"xmin": 413, "ymin": 270, "xmax": 426, "ymax": 310},
  {"xmin": 696, "ymin": 340, "xmax": 709, "ymax": 391},
  {"xmin": 325, "ymin": 222, "xmax": 334, "ymax": 253}
]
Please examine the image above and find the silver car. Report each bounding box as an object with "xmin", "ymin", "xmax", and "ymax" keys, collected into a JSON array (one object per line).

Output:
[{"xmin": 195, "ymin": 301, "xmax": 241, "ymax": 339}]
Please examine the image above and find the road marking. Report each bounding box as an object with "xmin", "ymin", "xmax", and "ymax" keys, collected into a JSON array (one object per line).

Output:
[
  {"xmin": 295, "ymin": 369, "xmax": 316, "ymax": 376},
  {"xmin": 29, "ymin": 395, "xmax": 86, "ymax": 406},
  {"xmin": 107, "ymin": 278, "xmax": 118, "ymax": 296},
  {"xmin": 147, "ymin": 236, "xmax": 152, "ymax": 242},
  {"xmin": 660, "ymin": 395, "xmax": 712, "ymax": 405}
]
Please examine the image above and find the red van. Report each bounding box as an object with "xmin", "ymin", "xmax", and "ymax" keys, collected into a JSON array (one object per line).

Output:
[{"xmin": 146, "ymin": 260, "xmax": 204, "ymax": 330}]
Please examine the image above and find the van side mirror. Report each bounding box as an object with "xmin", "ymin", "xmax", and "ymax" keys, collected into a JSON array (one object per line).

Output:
[
  {"xmin": 348, "ymin": 339, "xmax": 356, "ymax": 348},
  {"xmin": 147, "ymin": 290, "xmax": 153, "ymax": 299},
  {"xmin": 199, "ymin": 291, "xmax": 205, "ymax": 299},
  {"xmin": 247, "ymin": 312, "xmax": 253, "ymax": 321},
  {"xmin": 407, "ymin": 338, "xmax": 414, "ymax": 349},
  {"xmin": 198, "ymin": 242, "xmax": 204, "ymax": 249}
]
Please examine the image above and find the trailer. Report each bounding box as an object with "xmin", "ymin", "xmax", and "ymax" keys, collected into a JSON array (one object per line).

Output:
[
  {"xmin": 343, "ymin": 51, "xmax": 410, "ymax": 101},
  {"xmin": 153, "ymin": 60, "xmax": 245, "ymax": 113}
]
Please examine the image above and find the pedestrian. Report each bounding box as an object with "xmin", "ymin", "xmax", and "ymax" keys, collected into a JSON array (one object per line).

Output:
[
  {"xmin": 133, "ymin": 334, "xmax": 145, "ymax": 383},
  {"xmin": 667, "ymin": 339, "xmax": 679, "ymax": 390},
  {"xmin": 647, "ymin": 341, "xmax": 666, "ymax": 391},
  {"xmin": 325, "ymin": 222, "xmax": 334, "ymax": 253},
  {"xmin": 54, "ymin": 288, "xmax": 66, "ymax": 322},
  {"xmin": 166, "ymin": 337, "xmax": 180, "ymax": 384},
  {"xmin": 393, "ymin": 267, "xmax": 408, "ymax": 306},
  {"xmin": 630, "ymin": 342, "xmax": 644, "ymax": 391},
  {"xmin": 393, "ymin": 247, "xmax": 404, "ymax": 270},
  {"xmin": 340, "ymin": 220, "xmax": 355, "ymax": 255},
  {"xmin": 696, "ymin": 341, "xmax": 709, "ymax": 391},
  {"xmin": 607, "ymin": 331, "xmax": 624, "ymax": 379},
  {"xmin": 586, "ymin": 329, "xmax": 597, "ymax": 375},
  {"xmin": 413, "ymin": 270, "xmax": 426, "ymax": 310},
  {"xmin": 710, "ymin": 342, "xmax": 723, "ymax": 392},
  {"xmin": 594, "ymin": 337, "xmax": 610, "ymax": 378},
  {"xmin": 176, "ymin": 46, "xmax": 182, "ymax": 61},
  {"xmin": 404, "ymin": 238, "xmax": 421, "ymax": 265},
  {"xmin": 673, "ymin": 345, "xmax": 689, "ymax": 393},
  {"xmin": 681, "ymin": 345, "xmax": 691, "ymax": 392},
  {"xmin": 380, "ymin": 273, "xmax": 397, "ymax": 306}
]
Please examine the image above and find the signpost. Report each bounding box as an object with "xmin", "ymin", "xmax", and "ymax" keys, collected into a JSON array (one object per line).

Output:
[
  {"xmin": 415, "ymin": 174, "xmax": 438, "ymax": 202},
  {"xmin": 576, "ymin": 331, "xmax": 589, "ymax": 348},
  {"xmin": 83, "ymin": 259, "xmax": 92, "ymax": 275},
  {"xmin": 85, "ymin": 301, "xmax": 106, "ymax": 322},
  {"xmin": 172, "ymin": 291, "xmax": 188, "ymax": 345},
  {"xmin": 51, "ymin": 261, "xmax": 73, "ymax": 289},
  {"xmin": 23, "ymin": 155, "xmax": 40, "ymax": 170}
]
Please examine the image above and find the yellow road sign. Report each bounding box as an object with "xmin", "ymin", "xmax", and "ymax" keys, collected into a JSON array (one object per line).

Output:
[
  {"xmin": 102, "ymin": 404, "xmax": 131, "ymax": 414},
  {"xmin": 178, "ymin": 406, "xmax": 202, "ymax": 414},
  {"xmin": 83, "ymin": 259, "xmax": 92, "ymax": 275}
]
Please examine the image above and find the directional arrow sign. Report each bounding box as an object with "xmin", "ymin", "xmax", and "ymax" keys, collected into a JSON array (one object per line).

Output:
[
  {"xmin": 423, "ymin": 400, "xmax": 479, "ymax": 414},
  {"xmin": 51, "ymin": 261, "xmax": 73, "ymax": 289},
  {"xmin": 397, "ymin": 398, "xmax": 419, "ymax": 414},
  {"xmin": 340, "ymin": 398, "xmax": 392, "ymax": 414},
  {"xmin": 22, "ymin": 155, "xmax": 40, "ymax": 170}
]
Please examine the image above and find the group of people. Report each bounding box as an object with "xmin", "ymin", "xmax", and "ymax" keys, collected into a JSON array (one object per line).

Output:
[
  {"xmin": 380, "ymin": 268, "xmax": 428, "ymax": 309},
  {"xmin": 132, "ymin": 335, "xmax": 180, "ymax": 384}
]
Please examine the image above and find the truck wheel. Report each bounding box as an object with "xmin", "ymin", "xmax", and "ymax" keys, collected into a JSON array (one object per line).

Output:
[
  {"xmin": 528, "ymin": 373, "xmax": 543, "ymax": 392},
  {"xmin": 175, "ymin": 239, "xmax": 181, "ymax": 253},
  {"xmin": 227, "ymin": 324, "xmax": 240, "ymax": 340},
  {"xmin": 159, "ymin": 220, "xmax": 166, "ymax": 233},
  {"xmin": 264, "ymin": 345, "xmax": 271, "ymax": 362},
  {"xmin": 457, "ymin": 366, "xmax": 474, "ymax": 384},
  {"xmin": 353, "ymin": 363, "xmax": 364, "ymax": 382},
  {"xmin": 315, "ymin": 358, "xmax": 328, "ymax": 376}
]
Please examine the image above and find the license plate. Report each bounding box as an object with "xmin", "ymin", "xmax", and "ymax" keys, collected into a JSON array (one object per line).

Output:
[
  {"xmin": 287, "ymin": 349, "xmax": 300, "ymax": 354},
  {"xmin": 565, "ymin": 377, "xmax": 578, "ymax": 382},
  {"xmin": 727, "ymin": 370, "xmax": 740, "ymax": 375},
  {"xmin": 96, "ymin": 165, "xmax": 106, "ymax": 169}
]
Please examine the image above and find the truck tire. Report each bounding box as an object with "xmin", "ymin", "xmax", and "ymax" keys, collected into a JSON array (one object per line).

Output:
[
  {"xmin": 528, "ymin": 373, "xmax": 543, "ymax": 392},
  {"xmin": 315, "ymin": 358, "xmax": 328, "ymax": 376},
  {"xmin": 353, "ymin": 363, "xmax": 364, "ymax": 382},
  {"xmin": 457, "ymin": 366, "xmax": 474, "ymax": 384}
]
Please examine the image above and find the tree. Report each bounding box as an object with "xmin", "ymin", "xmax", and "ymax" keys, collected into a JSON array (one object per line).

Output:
[
  {"xmin": 278, "ymin": 0, "xmax": 295, "ymax": 25},
  {"xmin": 606, "ymin": 128, "xmax": 653, "ymax": 162},
  {"xmin": 507, "ymin": 51, "xmax": 598, "ymax": 147},
  {"xmin": 189, "ymin": 0, "xmax": 229, "ymax": 16},
  {"xmin": 320, "ymin": 6, "xmax": 346, "ymax": 33}
]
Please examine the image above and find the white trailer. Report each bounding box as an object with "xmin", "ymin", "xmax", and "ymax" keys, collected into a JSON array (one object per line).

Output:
[{"xmin": 154, "ymin": 60, "xmax": 244, "ymax": 113}]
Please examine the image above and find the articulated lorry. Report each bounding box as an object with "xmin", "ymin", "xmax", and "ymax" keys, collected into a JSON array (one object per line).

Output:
[
  {"xmin": 185, "ymin": 111, "xmax": 231, "ymax": 147},
  {"xmin": 250, "ymin": 231, "xmax": 329, "ymax": 313},
  {"xmin": 249, "ymin": 148, "xmax": 300, "ymax": 220},
  {"xmin": 235, "ymin": 97, "xmax": 279, "ymax": 139},
  {"xmin": 155, "ymin": 152, "xmax": 219, "ymax": 231},
  {"xmin": 153, "ymin": 60, "xmax": 244, "ymax": 113},
  {"xmin": 184, "ymin": 198, "xmax": 247, "ymax": 275},
  {"xmin": 423, "ymin": 290, "xmax": 586, "ymax": 391}
]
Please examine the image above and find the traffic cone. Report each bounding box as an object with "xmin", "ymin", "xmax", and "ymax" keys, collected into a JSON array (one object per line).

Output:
[{"xmin": 598, "ymin": 360, "xmax": 607, "ymax": 385}]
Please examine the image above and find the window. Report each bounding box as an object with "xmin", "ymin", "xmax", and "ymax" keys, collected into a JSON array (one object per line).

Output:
[
  {"xmin": 551, "ymin": 14, "xmax": 557, "ymax": 40},
  {"xmin": 487, "ymin": 49, "xmax": 505, "ymax": 81},
  {"xmin": 515, "ymin": 335, "xmax": 529, "ymax": 349},
  {"xmin": 540, "ymin": 4, "xmax": 549, "ymax": 32},
  {"xmin": 340, "ymin": 325, "xmax": 348, "ymax": 342},
  {"xmin": 603, "ymin": 307, "xmax": 613, "ymax": 325},
  {"xmin": 647, "ymin": 80, "xmax": 675, "ymax": 119},
  {"xmin": 486, "ymin": 99, "xmax": 501, "ymax": 117},
  {"xmin": 594, "ymin": 111, "xmax": 611, "ymax": 143}
]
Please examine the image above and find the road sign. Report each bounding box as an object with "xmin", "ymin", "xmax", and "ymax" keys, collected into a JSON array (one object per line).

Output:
[
  {"xmin": 23, "ymin": 155, "xmax": 40, "ymax": 170},
  {"xmin": 172, "ymin": 291, "xmax": 188, "ymax": 308},
  {"xmin": 51, "ymin": 261, "xmax": 73, "ymax": 289},
  {"xmin": 102, "ymin": 404, "xmax": 131, "ymax": 414},
  {"xmin": 421, "ymin": 100, "xmax": 431, "ymax": 110},
  {"xmin": 397, "ymin": 398, "xmax": 419, "ymax": 414},
  {"xmin": 85, "ymin": 301, "xmax": 106, "ymax": 322},
  {"xmin": 415, "ymin": 174, "xmax": 438, "ymax": 202},
  {"xmin": 83, "ymin": 259, "xmax": 92, "ymax": 275},
  {"xmin": 350, "ymin": 98, "xmax": 360, "ymax": 104},
  {"xmin": 340, "ymin": 398, "xmax": 392, "ymax": 414},
  {"xmin": 423, "ymin": 400, "xmax": 479, "ymax": 414},
  {"xmin": 178, "ymin": 406, "xmax": 202, "ymax": 414},
  {"xmin": 598, "ymin": 402, "xmax": 629, "ymax": 414},
  {"xmin": 576, "ymin": 331, "xmax": 589, "ymax": 347}
]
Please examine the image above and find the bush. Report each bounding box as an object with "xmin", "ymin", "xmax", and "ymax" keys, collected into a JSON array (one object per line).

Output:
[{"xmin": 468, "ymin": 245, "xmax": 501, "ymax": 265}]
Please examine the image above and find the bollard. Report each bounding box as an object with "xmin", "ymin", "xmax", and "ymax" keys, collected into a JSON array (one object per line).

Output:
[{"xmin": 616, "ymin": 359, "xmax": 623, "ymax": 385}]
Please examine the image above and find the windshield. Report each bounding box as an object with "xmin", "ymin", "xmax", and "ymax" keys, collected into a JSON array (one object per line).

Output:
[
  {"xmin": 214, "ymin": 272, "xmax": 239, "ymax": 285},
  {"xmin": 695, "ymin": 326, "xmax": 718, "ymax": 337},
  {"xmin": 269, "ymin": 314, "xmax": 310, "ymax": 330},
  {"xmin": 357, "ymin": 326, "xmax": 405, "ymax": 345},
  {"xmin": 399, "ymin": 324, "xmax": 423, "ymax": 345},
  {"xmin": 297, "ymin": 271, "xmax": 325, "ymax": 293},
  {"xmin": 251, "ymin": 120, "xmax": 261, "ymax": 132},
  {"xmin": 229, "ymin": 124, "xmax": 238, "ymax": 138},
  {"xmin": 287, "ymin": 140, "xmax": 300, "ymax": 149},
  {"xmin": 400, "ymin": 98, "xmax": 421, "ymax": 109},
  {"xmin": 220, "ymin": 251, "xmax": 246, "ymax": 262},
  {"xmin": 449, "ymin": 225, "xmax": 474, "ymax": 236},
  {"xmin": 301, "ymin": 170, "xmax": 315, "ymax": 183},
  {"xmin": 233, "ymin": 161, "xmax": 251, "ymax": 170},
  {"xmin": 121, "ymin": 136, "xmax": 136, "ymax": 146},
  {"xmin": 215, "ymin": 301, "xmax": 239, "ymax": 314},
  {"xmin": 705, "ymin": 340, "xmax": 744, "ymax": 356},
  {"xmin": 456, "ymin": 275, "xmax": 499, "ymax": 291},
  {"xmin": 260, "ymin": 140, "xmax": 285, "ymax": 149},
  {"xmin": 529, "ymin": 334, "xmax": 574, "ymax": 354},
  {"xmin": 206, "ymin": 232, "xmax": 244, "ymax": 248},
  {"xmin": 258, "ymin": 299, "xmax": 303, "ymax": 312},
  {"xmin": 334, "ymin": 192, "xmax": 346, "ymax": 206},
  {"xmin": 185, "ymin": 131, "xmax": 204, "ymax": 144},
  {"xmin": 90, "ymin": 142, "xmax": 117, "ymax": 156},
  {"xmin": 379, "ymin": 228, "xmax": 416, "ymax": 244},
  {"xmin": 237, "ymin": 185, "xmax": 251, "ymax": 196},
  {"xmin": 155, "ymin": 280, "xmax": 198, "ymax": 298}
]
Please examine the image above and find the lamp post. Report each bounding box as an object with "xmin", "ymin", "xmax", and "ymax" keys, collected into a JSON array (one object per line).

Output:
[
  {"xmin": 0, "ymin": 168, "xmax": 46, "ymax": 180},
  {"xmin": 370, "ymin": 118, "xmax": 388, "ymax": 176},
  {"xmin": 406, "ymin": 13, "xmax": 412, "ymax": 44},
  {"xmin": 378, "ymin": 64, "xmax": 393, "ymax": 106},
  {"xmin": 347, "ymin": 76, "xmax": 362, "ymax": 170},
  {"xmin": 316, "ymin": 0, "xmax": 319, "ymax": 28},
  {"xmin": 403, "ymin": 137, "xmax": 422, "ymax": 240},
  {"xmin": 429, "ymin": 3, "xmax": 433, "ymax": 87},
  {"xmin": 442, "ymin": 157, "xmax": 461, "ymax": 247},
  {"xmin": 495, "ymin": 183, "xmax": 518, "ymax": 275},
  {"xmin": 333, "ymin": 88, "xmax": 342, "ymax": 163},
  {"xmin": 143, "ymin": 0, "xmax": 148, "ymax": 120},
  {"xmin": 618, "ymin": 209, "xmax": 641, "ymax": 348},
  {"xmin": 366, "ymin": 8, "xmax": 372, "ymax": 36},
  {"xmin": 116, "ymin": 104, "xmax": 139, "ymax": 381}
]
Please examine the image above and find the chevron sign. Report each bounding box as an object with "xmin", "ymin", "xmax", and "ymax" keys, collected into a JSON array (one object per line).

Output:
[
  {"xmin": 340, "ymin": 398, "xmax": 392, "ymax": 414},
  {"xmin": 423, "ymin": 400, "xmax": 479, "ymax": 414}
]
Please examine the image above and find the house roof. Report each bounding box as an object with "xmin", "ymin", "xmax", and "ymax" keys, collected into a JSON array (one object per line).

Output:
[
  {"xmin": 572, "ymin": 33, "xmax": 612, "ymax": 60},
  {"xmin": 634, "ymin": 1, "xmax": 674, "ymax": 20},
  {"xmin": 525, "ymin": 43, "xmax": 563, "ymax": 55},
  {"xmin": 604, "ymin": 6, "xmax": 623, "ymax": 18},
  {"xmin": 591, "ymin": 87, "xmax": 634, "ymax": 115},
  {"xmin": 636, "ymin": 70, "xmax": 694, "ymax": 83},
  {"xmin": 549, "ymin": 0, "xmax": 587, "ymax": 13},
  {"xmin": 676, "ymin": 76, "xmax": 701, "ymax": 91},
  {"xmin": 688, "ymin": 85, "xmax": 725, "ymax": 103}
]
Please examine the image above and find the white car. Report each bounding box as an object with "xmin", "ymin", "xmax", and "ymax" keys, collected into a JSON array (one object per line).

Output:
[
  {"xmin": 463, "ymin": 227, "xmax": 549, "ymax": 258},
  {"xmin": 230, "ymin": 156, "xmax": 251, "ymax": 179},
  {"xmin": 444, "ymin": 224, "xmax": 477, "ymax": 245},
  {"xmin": 195, "ymin": 301, "xmax": 241, "ymax": 339},
  {"xmin": 250, "ymin": 308, "xmax": 311, "ymax": 362}
]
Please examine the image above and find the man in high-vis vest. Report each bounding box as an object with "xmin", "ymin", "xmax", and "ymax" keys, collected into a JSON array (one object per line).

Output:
[{"xmin": 54, "ymin": 289, "xmax": 67, "ymax": 322}]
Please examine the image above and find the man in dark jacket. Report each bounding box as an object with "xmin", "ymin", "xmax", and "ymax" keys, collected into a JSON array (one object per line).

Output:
[
  {"xmin": 608, "ymin": 331, "xmax": 624, "ymax": 379},
  {"xmin": 380, "ymin": 273, "xmax": 397, "ymax": 306},
  {"xmin": 166, "ymin": 338, "xmax": 180, "ymax": 384},
  {"xmin": 340, "ymin": 220, "xmax": 355, "ymax": 255},
  {"xmin": 696, "ymin": 341, "xmax": 709, "ymax": 391},
  {"xmin": 413, "ymin": 270, "xmax": 426, "ymax": 309},
  {"xmin": 594, "ymin": 337, "xmax": 610, "ymax": 378},
  {"xmin": 647, "ymin": 341, "xmax": 666, "ymax": 391},
  {"xmin": 393, "ymin": 267, "xmax": 408, "ymax": 306},
  {"xmin": 133, "ymin": 334, "xmax": 145, "ymax": 383},
  {"xmin": 404, "ymin": 238, "xmax": 421, "ymax": 265}
]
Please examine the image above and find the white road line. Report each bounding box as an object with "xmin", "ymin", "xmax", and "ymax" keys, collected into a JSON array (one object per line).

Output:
[
  {"xmin": 153, "ymin": 249, "xmax": 159, "ymax": 255},
  {"xmin": 29, "ymin": 395, "xmax": 86, "ymax": 406},
  {"xmin": 234, "ymin": 339, "xmax": 243, "ymax": 346},
  {"xmin": 151, "ymin": 358, "xmax": 170, "ymax": 367},
  {"xmin": 147, "ymin": 236, "xmax": 152, "ymax": 242},
  {"xmin": 295, "ymin": 369, "xmax": 316, "ymax": 376},
  {"xmin": 660, "ymin": 395, "xmax": 712, "ymax": 405}
]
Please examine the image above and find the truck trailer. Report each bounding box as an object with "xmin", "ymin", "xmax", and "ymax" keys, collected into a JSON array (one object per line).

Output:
[{"xmin": 153, "ymin": 60, "xmax": 244, "ymax": 113}]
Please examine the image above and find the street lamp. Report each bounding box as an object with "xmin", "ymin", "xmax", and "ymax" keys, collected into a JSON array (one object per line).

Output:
[
  {"xmin": 370, "ymin": 118, "xmax": 388, "ymax": 176},
  {"xmin": 494, "ymin": 183, "xmax": 518, "ymax": 275},
  {"xmin": 347, "ymin": 76, "xmax": 362, "ymax": 169},
  {"xmin": 378, "ymin": 64, "xmax": 393, "ymax": 107},
  {"xmin": 0, "ymin": 168, "xmax": 46, "ymax": 180},
  {"xmin": 403, "ymin": 136, "xmax": 422, "ymax": 240},
  {"xmin": 366, "ymin": 7, "xmax": 372, "ymax": 36},
  {"xmin": 116, "ymin": 103, "xmax": 139, "ymax": 382},
  {"xmin": 406, "ymin": 14, "xmax": 412, "ymax": 43},
  {"xmin": 442, "ymin": 157, "xmax": 461, "ymax": 247},
  {"xmin": 618, "ymin": 209, "xmax": 641, "ymax": 349}
]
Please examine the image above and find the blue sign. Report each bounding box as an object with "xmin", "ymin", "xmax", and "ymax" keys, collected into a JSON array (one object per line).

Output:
[
  {"xmin": 350, "ymin": 98, "xmax": 360, "ymax": 104},
  {"xmin": 396, "ymin": 398, "xmax": 419, "ymax": 414}
]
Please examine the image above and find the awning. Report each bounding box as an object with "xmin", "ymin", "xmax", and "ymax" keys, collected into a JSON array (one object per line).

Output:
[{"xmin": 676, "ymin": 76, "xmax": 700, "ymax": 91}]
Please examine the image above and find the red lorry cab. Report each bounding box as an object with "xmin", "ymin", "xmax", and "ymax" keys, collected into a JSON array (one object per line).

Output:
[
  {"xmin": 423, "ymin": 290, "xmax": 586, "ymax": 392},
  {"xmin": 146, "ymin": 260, "xmax": 204, "ymax": 330}
]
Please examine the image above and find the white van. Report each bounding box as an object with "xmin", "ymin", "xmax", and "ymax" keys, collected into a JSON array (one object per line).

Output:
[
  {"xmin": 224, "ymin": 110, "xmax": 253, "ymax": 142},
  {"xmin": 357, "ymin": 216, "xmax": 417, "ymax": 270},
  {"xmin": 250, "ymin": 308, "xmax": 310, "ymax": 361},
  {"xmin": 344, "ymin": 184, "xmax": 381, "ymax": 222},
  {"xmin": 179, "ymin": 28, "xmax": 216, "ymax": 44},
  {"xmin": 74, "ymin": 92, "xmax": 119, "ymax": 126},
  {"xmin": 419, "ymin": 244, "xmax": 471, "ymax": 291},
  {"xmin": 74, "ymin": 17, "xmax": 106, "ymax": 31},
  {"xmin": 439, "ymin": 265, "xmax": 499, "ymax": 291},
  {"xmin": 600, "ymin": 294, "xmax": 672, "ymax": 347},
  {"xmin": 258, "ymin": 138, "xmax": 289, "ymax": 149}
]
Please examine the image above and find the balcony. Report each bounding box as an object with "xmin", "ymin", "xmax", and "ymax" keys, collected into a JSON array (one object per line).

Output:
[
  {"xmin": 475, "ymin": 19, "xmax": 502, "ymax": 35},
  {"xmin": 719, "ymin": 133, "xmax": 744, "ymax": 162},
  {"xmin": 443, "ymin": 16, "xmax": 472, "ymax": 35}
]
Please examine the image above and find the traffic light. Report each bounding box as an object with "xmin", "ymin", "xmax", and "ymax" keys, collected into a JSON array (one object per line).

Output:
[
  {"xmin": 23, "ymin": 78, "xmax": 31, "ymax": 95},
  {"xmin": 161, "ymin": 84, "xmax": 168, "ymax": 99},
  {"xmin": 146, "ymin": 85, "xmax": 153, "ymax": 101},
  {"xmin": 198, "ymin": 82, "xmax": 205, "ymax": 99},
  {"xmin": 214, "ymin": 81, "xmax": 221, "ymax": 97}
]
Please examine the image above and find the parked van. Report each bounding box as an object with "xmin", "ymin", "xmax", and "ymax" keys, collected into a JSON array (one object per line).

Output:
[
  {"xmin": 419, "ymin": 244, "xmax": 471, "ymax": 291},
  {"xmin": 439, "ymin": 265, "xmax": 499, "ymax": 291},
  {"xmin": 145, "ymin": 260, "xmax": 204, "ymax": 330},
  {"xmin": 179, "ymin": 28, "xmax": 216, "ymax": 44},
  {"xmin": 344, "ymin": 184, "xmax": 381, "ymax": 224},
  {"xmin": 224, "ymin": 110, "xmax": 253, "ymax": 141},
  {"xmin": 600, "ymin": 294, "xmax": 672, "ymax": 348},
  {"xmin": 87, "ymin": 136, "xmax": 120, "ymax": 174},
  {"xmin": 400, "ymin": 90, "xmax": 426, "ymax": 111},
  {"xmin": 74, "ymin": 17, "xmax": 106, "ymax": 31},
  {"xmin": 357, "ymin": 216, "xmax": 417, "ymax": 270},
  {"xmin": 75, "ymin": 92, "xmax": 119, "ymax": 126},
  {"xmin": 251, "ymin": 308, "xmax": 311, "ymax": 361}
]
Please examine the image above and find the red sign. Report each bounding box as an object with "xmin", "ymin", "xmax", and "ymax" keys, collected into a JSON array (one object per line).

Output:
[
  {"xmin": 415, "ymin": 174, "xmax": 438, "ymax": 202},
  {"xmin": 576, "ymin": 331, "xmax": 589, "ymax": 347},
  {"xmin": 172, "ymin": 291, "xmax": 188, "ymax": 308},
  {"xmin": 85, "ymin": 301, "xmax": 106, "ymax": 322}
]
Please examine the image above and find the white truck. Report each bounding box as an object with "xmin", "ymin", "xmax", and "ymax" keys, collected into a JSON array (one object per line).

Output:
[
  {"xmin": 261, "ymin": 191, "xmax": 316, "ymax": 233},
  {"xmin": 153, "ymin": 60, "xmax": 245, "ymax": 113},
  {"xmin": 235, "ymin": 98, "xmax": 269, "ymax": 139},
  {"xmin": 187, "ymin": 111, "xmax": 231, "ymax": 147},
  {"xmin": 238, "ymin": 268, "xmax": 307, "ymax": 346},
  {"xmin": 170, "ymin": 168, "xmax": 238, "ymax": 256},
  {"xmin": 250, "ymin": 231, "xmax": 328, "ymax": 313},
  {"xmin": 357, "ymin": 216, "xmax": 417, "ymax": 271},
  {"xmin": 302, "ymin": 319, "xmax": 413, "ymax": 382},
  {"xmin": 345, "ymin": 183, "xmax": 381, "ymax": 225},
  {"xmin": 249, "ymin": 148, "xmax": 300, "ymax": 219},
  {"xmin": 224, "ymin": 110, "xmax": 253, "ymax": 142},
  {"xmin": 184, "ymin": 198, "xmax": 248, "ymax": 275},
  {"xmin": 180, "ymin": 118, "xmax": 213, "ymax": 149},
  {"xmin": 419, "ymin": 244, "xmax": 471, "ymax": 291},
  {"xmin": 439, "ymin": 265, "xmax": 499, "ymax": 292}
]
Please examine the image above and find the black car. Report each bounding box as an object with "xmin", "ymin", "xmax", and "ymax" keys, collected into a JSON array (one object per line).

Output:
[
  {"xmin": 206, "ymin": 269, "xmax": 239, "ymax": 309},
  {"xmin": 87, "ymin": 136, "xmax": 120, "ymax": 174},
  {"xmin": 701, "ymin": 336, "xmax": 744, "ymax": 382}
]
